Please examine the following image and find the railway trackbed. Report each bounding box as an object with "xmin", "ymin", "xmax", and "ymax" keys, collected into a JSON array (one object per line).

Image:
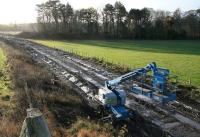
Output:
[{"xmin": 1, "ymin": 35, "xmax": 200, "ymax": 137}]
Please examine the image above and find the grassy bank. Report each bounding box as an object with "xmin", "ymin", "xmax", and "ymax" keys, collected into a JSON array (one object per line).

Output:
[
  {"xmin": 0, "ymin": 44, "xmax": 12, "ymax": 109},
  {"xmin": 33, "ymin": 40, "xmax": 200, "ymax": 87}
]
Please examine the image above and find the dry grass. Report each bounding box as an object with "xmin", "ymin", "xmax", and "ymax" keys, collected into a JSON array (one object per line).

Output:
[
  {"xmin": 43, "ymin": 107, "xmax": 63, "ymax": 137},
  {"xmin": 0, "ymin": 43, "xmax": 60, "ymax": 136},
  {"xmin": 66, "ymin": 118, "xmax": 113, "ymax": 137},
  {"xmin": 0, "ymin": 118, "xmax": 22, "ymax": 137},
  {"xmin": 0, "ymin": 44, "xmax": 31, "ymax": 136},
  {"xmin": 77, "ymin": 129, "xmax": 108, "ymax": 137}
]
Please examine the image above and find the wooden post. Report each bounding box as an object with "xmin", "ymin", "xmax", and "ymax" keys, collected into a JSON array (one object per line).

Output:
[{"xmin": 19, "ymin": 108, "xmax": 51, "ymax": 137}]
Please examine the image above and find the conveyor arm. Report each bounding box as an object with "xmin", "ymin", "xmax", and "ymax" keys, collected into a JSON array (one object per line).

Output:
[{"xmin": 106, "ymin": 62, "xmax": 158, "ymax": 88}]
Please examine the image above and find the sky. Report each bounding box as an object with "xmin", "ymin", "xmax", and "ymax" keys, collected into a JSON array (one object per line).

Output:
[{"xmin": 0, "ymin": 0, "xmax": 199, "ymax": 24}]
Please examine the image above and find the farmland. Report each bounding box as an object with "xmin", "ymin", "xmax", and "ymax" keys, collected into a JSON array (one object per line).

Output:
[{"xmin": 34, "ymin": 40, "xmax": 200, "ymax": 87}]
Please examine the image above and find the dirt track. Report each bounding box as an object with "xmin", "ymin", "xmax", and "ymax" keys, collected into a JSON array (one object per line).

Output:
[{"xmin": 1, "ymin": 35, "xmax": 200, "ymax": 137}]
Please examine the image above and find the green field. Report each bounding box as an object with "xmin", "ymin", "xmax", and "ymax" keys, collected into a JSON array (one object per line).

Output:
[{"xmin": 33, "ymin": 40, "xmax": 200, "ymax": 87}]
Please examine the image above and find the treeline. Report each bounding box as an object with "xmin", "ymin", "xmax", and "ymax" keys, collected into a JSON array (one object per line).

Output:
[
  {"xmin": 0, "ymin": 23, "xmax": 37, "ymax": 32},
  {"xmin": 0, "ymin": 24, "xmax": 18, "ymax": 31},
  {"xmin": 36, "ymin": 0, "xmax": 200, "ymax": 39}
]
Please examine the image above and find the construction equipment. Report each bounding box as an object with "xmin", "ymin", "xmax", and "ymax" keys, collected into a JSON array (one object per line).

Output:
[
  {"xmin": 96, "ymin": 62, "xmax": 177, "ymax": 120},
  {"xmin": 96, "ymin": 86, "xmax": 130, "ymax": 120},
  {"xmin": 106, "ymin": 62, "xmax": 178, "ymax": 104}
]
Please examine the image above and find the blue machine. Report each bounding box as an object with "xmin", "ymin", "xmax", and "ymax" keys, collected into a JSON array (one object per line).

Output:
[
  {"xmin": 106, "ymin": 62, "xmax": 177, "ymax": 104},
  {"xmin": 101, "ymin": 81, "xmax": 130, "ymax": 120}
]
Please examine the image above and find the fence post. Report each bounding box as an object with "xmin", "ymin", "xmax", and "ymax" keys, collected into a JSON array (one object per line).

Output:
[{"xmin": 19, "ymin": 108, "xmax": 51, "ymax": 137}]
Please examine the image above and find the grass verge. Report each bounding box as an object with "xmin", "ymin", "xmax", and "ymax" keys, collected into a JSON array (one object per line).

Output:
[{"xmin": 0, "ymin": 43, "xmax": 13, "ymax": 110}]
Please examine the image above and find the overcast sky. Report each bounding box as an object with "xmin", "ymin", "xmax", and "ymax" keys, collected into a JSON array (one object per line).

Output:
[{"xmin": 0, "ymin": 0, "xmax": 199, "ymax": 24}]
